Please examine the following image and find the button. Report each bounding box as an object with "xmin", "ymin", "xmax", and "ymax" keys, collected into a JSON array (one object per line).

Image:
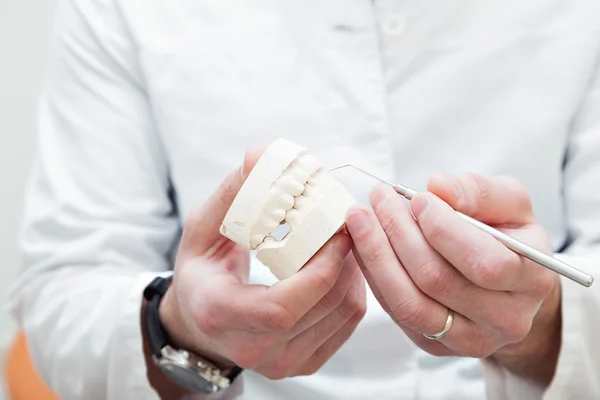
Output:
[{"xmin": 383, "ymin": 15, "xmax": 407, "ymax": 36}]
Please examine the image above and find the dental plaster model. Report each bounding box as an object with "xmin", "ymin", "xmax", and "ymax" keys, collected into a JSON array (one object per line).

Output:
[{"xmin": 220, "ymin": 138, "xmax": 356, "ymax": 280}]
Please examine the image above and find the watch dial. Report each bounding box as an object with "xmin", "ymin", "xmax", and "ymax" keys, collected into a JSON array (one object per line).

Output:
[{"xmin": 160, "ymin": 364, "xmax": 217, "ymax": 393}]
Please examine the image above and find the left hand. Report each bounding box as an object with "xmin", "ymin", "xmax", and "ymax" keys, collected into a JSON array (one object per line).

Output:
[{"xmin": 345, "ymin": 174, "xmax": 562, "ymax": 383}]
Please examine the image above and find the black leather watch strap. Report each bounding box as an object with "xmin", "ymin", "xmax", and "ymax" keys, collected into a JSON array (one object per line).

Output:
[{"xmin": 143, "ymin": 276, "xmax": 173, "ymax": 358}]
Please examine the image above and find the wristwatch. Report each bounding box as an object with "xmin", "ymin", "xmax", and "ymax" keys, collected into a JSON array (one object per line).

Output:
[{"xmin": 143, "ymin": 276, "xmax": 243, "ymax": 393}]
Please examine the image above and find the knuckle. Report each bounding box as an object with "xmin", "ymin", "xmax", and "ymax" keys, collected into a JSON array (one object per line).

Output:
[
  {"xmin": 471, "ymin": 254, "xmax": 512, "ymax": 288},
  {"xmin": 424, "ymin": 214, "xmax": 446, "ymax": 243},
  {"xmin": 318, "ymin": 288, "xmax": 346, "ymax": 312},
  {"xmin": 308, "ymin": 266, "xmax": 339, "ymax": 294},
  {"xmin": 338, "ymin": 292, "xmax": 364, "ymax": 320},
  {"xmin": 392, "ymin": 298, "xmax": 426, "ymax": 330},
  {"xmin": 470, "ymin": 331, "xmax": 494, "ymax": 358},
  {"xmin": 264, "ymin": 304, "xmax": 296, "ymax": 331},
  {"xmin": 471, "ymin": 174, "xmax": 491, "ymax": 202},
  {"xmin": 456, "ymin": 323, "xmax": 494, "ymax": 358},
  {"xmin": 195, "ymin": 310, "xmax": 220, "ymax": 335},
  {"xmin": 364, "ymin": 246, "xmax": 389, "ymax": 268},
  {"xmin": 501, "ymin": 317, "xmax": 532, "ymax": 344},
  {"xmin": 500, "ymin": 175, "xmax": 532, "ymax": 207},
  {"xmin": 473, "ymin": 341, "xmax": 496, "ymax": 359},
  {"xmin": 354, "ymin": 299, "xmax": 367, "ymax": 320},
  {"xmin": 531, "ymin": 271, "xmax": 557, "ymax": 298},
  {"xmin": 262, "ymin": 358, "xmax": 294, "ymax": 380},
  {"xmin": 378, "ymin": 209, "xmax": 404, "ymax": 239},
  {"xmin": 296, "ymin": 362, "xmax": 322, "ymax": 377},
  {"xmin": 232, "ymin": 341, "xmax": 272, "ymax": 370},
  {"xmin": 233, "ymin": 352, "xmax": 260, "ymax": 371},
  {"xmin": 416, "ymin": 258, "xmax": 452, "ymax": 296}
]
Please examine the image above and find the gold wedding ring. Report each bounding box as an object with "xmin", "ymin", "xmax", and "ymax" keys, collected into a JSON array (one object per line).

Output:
[{"xmin": 423, "ymin": 309, "xmax": 455, "ymax": 340}]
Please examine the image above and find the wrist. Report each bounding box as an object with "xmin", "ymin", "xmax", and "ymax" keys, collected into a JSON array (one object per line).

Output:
[
  {"xmin": 158, "ymin": 280, "xmax": 236, "ymax": 369},
  {"xmin": 491, "ymin": 279, "xmax": 562, "ymax": 385},
  {"xmin": 143, "ymin": 276, "xmax": 243, "ymax": 394}
]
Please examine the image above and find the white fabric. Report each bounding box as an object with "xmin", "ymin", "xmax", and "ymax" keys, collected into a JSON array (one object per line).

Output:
[{"xmin": 6, "ymin": 0, "xmax": 600, "ymax": 399}]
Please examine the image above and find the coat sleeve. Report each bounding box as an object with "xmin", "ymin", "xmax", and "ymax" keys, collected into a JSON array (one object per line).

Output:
[
  {"xmin": 5, "ymin": 1, "xmax": 242, "ymax": 399},
  {"xmin": 481, "ymin": 58, "xmax": 600, "ymax": 400}
]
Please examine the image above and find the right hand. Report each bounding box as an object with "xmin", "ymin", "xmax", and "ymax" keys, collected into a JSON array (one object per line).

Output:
[{"xmin": 158, "ymin": 149, "xmax": 366, "ymax": 380}]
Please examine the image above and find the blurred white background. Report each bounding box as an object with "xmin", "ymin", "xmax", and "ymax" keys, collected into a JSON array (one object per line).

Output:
[{"xmin": 0, "ymin": 0, "xmax": 58, "ymax": 398}]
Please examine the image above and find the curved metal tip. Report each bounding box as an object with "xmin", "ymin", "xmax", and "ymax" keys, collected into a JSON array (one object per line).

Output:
[{"xmin": 328, "ymin": 163, "xmax": 394, "ymax": 186}]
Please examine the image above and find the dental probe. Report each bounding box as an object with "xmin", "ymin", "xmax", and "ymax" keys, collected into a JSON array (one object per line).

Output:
[{"xmin": 329, "ymin": 164, "xmax": 595, "ymax": 288}]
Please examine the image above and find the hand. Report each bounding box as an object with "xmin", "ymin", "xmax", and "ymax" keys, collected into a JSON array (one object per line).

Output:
[
  {"xmin": 155, "ymin": 149, "xmax": 366, "ymax": 384},
  {"xmin": 345, "ymin": 174, "xmax": 561, "ymax": 385}
]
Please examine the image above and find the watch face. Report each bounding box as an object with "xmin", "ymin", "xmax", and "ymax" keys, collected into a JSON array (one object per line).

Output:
[{"xmin": 160, "ymin": 364, "xmax": 217, "ymax": 393}]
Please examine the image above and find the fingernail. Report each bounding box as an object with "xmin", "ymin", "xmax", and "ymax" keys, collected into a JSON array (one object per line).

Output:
[
  {"xmin": 346, "ymin": 209, "xmax": 372, "ymax": 237},
  {"xmin": 410, "ymin": 193, "xmax": 432, "ymax": 220},
  {"xmin": 370, "ymin": 183, "xmax": 393, "ymax": 211},
  {"xmin": 333, "ymin": 234, "xmax": 352, "ymax": 261}
]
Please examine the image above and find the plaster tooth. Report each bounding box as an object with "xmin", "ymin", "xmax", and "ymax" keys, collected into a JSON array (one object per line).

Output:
[
  {"xmin": 297, "ymin": 154, "xmax": 321, "ymax": 176},
  {"xmin": 277, "ymin": 178, "xmax": 305, "ymax": 196},
  {"xmin": 302, "ymin": 185, "xmax": 315, "ymax": 198},
  {"xmin": 293, "ymin": 167, "xmax": 311, "ymax": 185},
  {"xmin": 262, "ymin": 235, "xmax": 276, "ymax": 244},
  {"xmin": 279, "ymin": 194, "xmax": 295, "ymax": 210},
  {"xmin": 264, "ymin": 219, "xmax": 279, "ymax": 233},
  {"xmin": 272, "ymin": 209, "xmax": 286, "ymax": 223},
  {"xmin": 250, "ymin": 234, "xmax": 266, "ymax": 248},
  {"xmin": 308, "ymin": 173, "xmax": 323, "ymax": 187},
  {"xmin": 285, "ymin": 209, "xmax": 302, "ymax": 228},
  {"xmin": 293, "ymin": 195, "xmax": 311, "ymax": 210}
]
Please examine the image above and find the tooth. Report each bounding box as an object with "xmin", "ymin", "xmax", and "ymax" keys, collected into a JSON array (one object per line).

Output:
[
  {"xmin": 293, "ymin": 168, "xmax": 311, "ymax": 185},
  {"xmin": 293, "ymin": 195, "xmax": 311, "ymax": 210},
  {"xmin": 297, "ymin": 154, "xmax": 321, "ymax": 176},
  {"xmin": 265, "ymin": 219, "xmax": 279, "ymax": 233},
  {"xmin": 279, "ymin": 194, "xmax": 295, "ymax": 210},
  {"xmin": 285, "ymin": 209, "xmax": 302, "ymax": 227},
  {"xmin": 263, "ymin": 235, "xmax": 276, "ymax": 244},
  {"xmin": 273, "ymin": 209, "xmax": 286, "ymax": 223},
  {"xmin": 302, "ymin": 185, "xmax": 314, "ymax": 197},
  {"xmin": 308, "ymin": 173, "xmax": 323, "ymax": 187},
  {"xmin": 277, "ymin": 177, "xmax": 305, "ymax": 196},
  {"xmin": 250, "ymin": 234, "xmax": 267, "ymax": 248}
]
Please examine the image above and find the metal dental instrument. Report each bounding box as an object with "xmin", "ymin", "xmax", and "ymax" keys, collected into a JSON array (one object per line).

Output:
[{"xmin": 329, "ymin": 164, "xmax": 595, "ymax": 288}]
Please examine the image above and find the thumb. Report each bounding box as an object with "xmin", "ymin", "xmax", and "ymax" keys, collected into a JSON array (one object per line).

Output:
[
  {"xmin": 179, "ymin": 147, "xmax": 264, "ymax": 257},
  {"xmin": 425, "ymin": 173, "xmax": 535, "ymax": 225}
]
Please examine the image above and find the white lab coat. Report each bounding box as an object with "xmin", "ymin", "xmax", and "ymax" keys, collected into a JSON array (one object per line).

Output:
[{"xmin": 7, "ymin": 0, "xmax": 600, "ymax": 399}]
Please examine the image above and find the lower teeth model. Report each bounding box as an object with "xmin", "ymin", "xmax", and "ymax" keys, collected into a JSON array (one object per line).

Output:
[{"xmin": 220, "ymin": 138, "xmax": 357, "ymax": 280}]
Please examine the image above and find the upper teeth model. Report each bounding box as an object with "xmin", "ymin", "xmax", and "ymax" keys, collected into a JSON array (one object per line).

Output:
[{"xmin": 220, "ymin": 138, "xmax": 357, "ymax": 280}]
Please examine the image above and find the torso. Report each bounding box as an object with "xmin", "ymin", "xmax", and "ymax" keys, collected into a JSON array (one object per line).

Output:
[{"xmin": 121, "ymin": 1, "xmax": 600, "ymax": 398}]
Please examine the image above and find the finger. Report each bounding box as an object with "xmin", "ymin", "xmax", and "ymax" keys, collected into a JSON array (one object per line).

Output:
[
  {"xmin": 208, "ymin": 233, "xmax": 352, "ymax": 332},
  {"xmin": 285, "ymin": 267, "xmax": 365, "ymax": 366},
  {"xmin": 286, "ymin": 253, "xmax": 361, "ymax": 338},
  {"xmin": 427, "ymin": 173, "xmax": 535, "ymax": 226},
  {"xmin": 369, "ymin": 184, "xmax": 507, "ymax": 322},
  {"xmin": 264, "ymin": 233, "xmax": 352, "ymax": 326},
  {"xmin": 179, "ymin": 147, "xmax": 265, "ymax": 257},
  {"xmin": 411, "ymin": 191, "xmax": 526, "ymax": 291},
  {"xmin": 294, "ymin": 297, "xmax": 366, "ymax": 377},
  {"xmin": 345, "ymin": 204, "xmax": 449, "ymax": 336}
]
